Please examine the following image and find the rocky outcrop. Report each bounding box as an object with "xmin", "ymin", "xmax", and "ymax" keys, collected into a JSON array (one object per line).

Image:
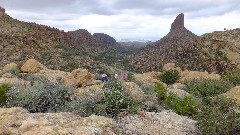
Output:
[
  {"xmin": 118, "ymin": 110, "xmax": 198, "ymax": 134},
  {"xmin": 21, "ymin": 59, "xmax": 46, "ymax": 73},
  {"xmin": 0, "ymin": 107, "xmax": 116, "ymax": 135},
  {"xmin": 93, "ymin": 33, "xmax": 116, "ymax": 44},
  {"xmin": 132, "ymin": 13, "xmax": 232, "ymax": 73},
  {"xmin": 179, "ymin": 70, "xmax": 221, "ymax": 83},
  {"xmin": 61, "ymin": 68, "xmax": 94, "ymax": 87},
  {"xmin": 171, "ymin": 13, "xmax": 184, "ymax": 31}
]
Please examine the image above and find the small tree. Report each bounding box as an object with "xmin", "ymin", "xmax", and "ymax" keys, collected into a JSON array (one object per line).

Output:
[{"xmin": 159, "ymin": 69, "xmax": 180, "ymax": 85}]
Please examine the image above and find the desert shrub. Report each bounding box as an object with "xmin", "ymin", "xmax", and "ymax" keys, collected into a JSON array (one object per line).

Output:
[
  {"xmin": 222, "ymin": 69, "xmax": 240, "ymax": 86},
  {"xmin": 164, "ymin": 93, "xmax": 199, "ymax": 116},
  {"xmin": 8, "ymin": 67, "xmax": 21, "ymax": 75},
  {"xmin": 7, "ymin": 82, "xmax": 74, "ymax": 113},
  {"xmin": 155, "ymin": 83, "xmax": 167, "ymax": 101},
  {"xmin": 102, "ymin": 80, "xmax": 135, "ymax": 117},
  {"xmin": 159, "ymin": 69, "xmax": 180, "ymax": 85},
  {"xmin": 19, "ymin": 74, "xmax": 47, "ymax": 84},
  {"xmin": 135, "ymin": 80, "xmax": 155, "ymax": 95},
  {"xmin": 186, "ymin": 79, "xmax": 234, "ymax": 102},
  {"xmin": 196, "ymin": 96, "xmax": 240, "ymax": 135},
  {"xmin": 63, "ymin": 99, "xmax": 106, "ymax": 117},
  {"xmin": 0, "ymin": 84, "xmax": 10, "ymax": 106}
]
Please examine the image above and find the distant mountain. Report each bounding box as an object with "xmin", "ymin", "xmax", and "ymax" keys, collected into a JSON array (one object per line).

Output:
[
  {"xmin": 118, "ymin": 40, "xmax": 153, "ymax": 48},
  {"xmin": 132, "ymin": 13, "xmax": 233, "ymax": 73}
]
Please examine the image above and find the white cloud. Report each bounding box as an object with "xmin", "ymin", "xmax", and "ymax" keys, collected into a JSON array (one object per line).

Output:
[{"xmin": 1, "ymin": 0, "xmax": 240, "ymax": 40}]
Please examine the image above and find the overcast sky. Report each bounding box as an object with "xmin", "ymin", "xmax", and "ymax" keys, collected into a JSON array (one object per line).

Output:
[{"xmin": 0, "ymin": 0, "xmax": 240, "ymax": 41}]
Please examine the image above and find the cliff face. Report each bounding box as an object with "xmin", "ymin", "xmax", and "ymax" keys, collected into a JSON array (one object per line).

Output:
[{"xmin": 132, "ymin": 13, "xmax": 232, "ymax": 73}]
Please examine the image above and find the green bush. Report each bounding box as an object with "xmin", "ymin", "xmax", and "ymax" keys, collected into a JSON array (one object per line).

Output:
[
  {"xmin": 164, "ymin": 93, "xmax": 199, "ymax": 116},
  {"xmin": 0, "ymin": 84, "xmax": 10, "ymax": 106},
  {"xmin": 159, "ymin": 69, "xmax": 180, "ymax": 85},
  {"xmin": 186, "ymin": 79, "xmax": 234, "ymax": 100},
  {"xmin": 7, "ymin": 82, "xmax": 74, "ymax": 113},
  {"xmin": 155, "ymin": 83, "xmax": 167, "ymax": 101},
  {"xmin": 222, "ymin": 69, "xmax": 240, "ymax": 86},
  {"xmin": 196, "ymin": 96, "xmax": 240, "ymax": 135},
  {"xmin": 102, "ymin": 80, "xmax": 135, "ymax": 117}
]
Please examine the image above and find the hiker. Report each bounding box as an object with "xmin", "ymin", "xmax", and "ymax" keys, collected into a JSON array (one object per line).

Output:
[
  {"xmin": 114, "ymin": 73, "xmax": 119, "ymax": 79},
  {"xmin": 101, "ymin": 74, "xmax": 108, "ymax": 83},
  {"xmin": 122, "ymin": 73, "xmax": 127, "ymax": 81}
]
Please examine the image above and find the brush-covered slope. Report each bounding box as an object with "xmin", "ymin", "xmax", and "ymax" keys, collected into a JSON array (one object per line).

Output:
[
  {"xmin": 199, "ymin": 29, "xmax": 240, "ymax": 68},
  {"xmin": 0, "ymin": 6, "xmax": 136, "ymax": 73},
  {"xmin": 132, "ymin": 13, "xmax": 233, "ymax": 73}
]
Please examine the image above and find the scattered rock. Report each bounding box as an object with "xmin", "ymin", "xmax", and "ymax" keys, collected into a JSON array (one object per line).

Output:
[
  {"xmin": 170, "ymin": 83, "xmax": 187, "ymax": 90},
  {"xmin": 36, "ymin": 69, "xmax": 69, "ymax": 84},
  {"xmin": 0, "ymin": 73, "xmax": 31, "ymax": 88},
  {"xmin": 61, "ymin": 68, "xmax": 94, "ymax": 87},
  {"xmin": 223, "ymin": 86, "xmax": 240, "ymax": 106},
  {"xmin": 21, "ymin": 59, "xmax": 45, "ymax": 73},
  {"xmin": 117, "ymin": 110, "xmax": 198, "ymax": 135},
  {"xmin": 167, "ymin": 88, "xmax": 191, "ymax": 99},
  {"xmin": 75, "ymin": 84, "xmax": 104, "ymax": 100},
  {"xmin": 163, "ymin": 63, "xmax": 182, "ymax": 72},
  {"xmin": 2, "ymin": 63, "xmax": 18, "ymax": 72},
  {"xmin": 0, "ymin": 107, "xmax": 117, "ymax": 135}
]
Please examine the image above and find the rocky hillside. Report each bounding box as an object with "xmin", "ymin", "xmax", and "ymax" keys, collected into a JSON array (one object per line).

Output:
[
  {"xmin": 199, "ymin": 28, "xmax": 240, "ymax": 68},
  {"xmin": 132, "ymin": 13, "xmax": 233, "ymax": 73},
  {"xmin": 0, "ymin": 6, "xmax": 134, "ymax": 73}
]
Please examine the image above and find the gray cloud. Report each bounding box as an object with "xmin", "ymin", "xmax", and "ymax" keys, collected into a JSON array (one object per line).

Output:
[{"xmin": 0, "ymin": 0, "xmax": 240, "ymax": 40}]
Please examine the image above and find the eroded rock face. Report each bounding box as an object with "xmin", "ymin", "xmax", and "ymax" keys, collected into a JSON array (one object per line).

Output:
[
  {"xmin": 0, "ymin": 107, "xmax": 116, "ymax": 135},
  {"xmin": 171, "ymin": 13, "xmax": 184, "ymax": 31}
]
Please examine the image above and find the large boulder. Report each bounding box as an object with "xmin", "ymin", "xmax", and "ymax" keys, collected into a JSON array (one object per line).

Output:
[
  {"xmin": 61, "ymin": 68, "xmax": 94, "ymax": 87},
  {"xmin": 21, "ymin": 59, "xmax": 45, "ymax": 73},
  {"xmin": 0, "ymin": 107, "xmax": 117, "ymax": 135},
  {"xmin": 117, "ymin": 110, "xmax": 198, "ymax": 135},
  {"xmin": 2, "ymin": 63, "xmax": 18, "ymax": 72},
  {"xmin": 179, "ymin": 70, "xmax": 221, "ymax": 83}
]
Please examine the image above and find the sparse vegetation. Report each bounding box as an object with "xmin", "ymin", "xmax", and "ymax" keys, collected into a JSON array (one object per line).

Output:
[
  {"xmin": 159, "ymin": 69, "xmax": 180, "ymax": 85},
  {"xmin": 0, "ymin": 84, "xmax": 10, "ymax": 106},
  {"xmin": 222, "ymin": 69, "xmax": 240, "ymax": 86},
  {"xmin": 102, "ymin": 80, "xmax": 136, "ymax": 117},
  {"xmin": 7, "ymin": 82, "xmax": 74, "ymax": 113}
]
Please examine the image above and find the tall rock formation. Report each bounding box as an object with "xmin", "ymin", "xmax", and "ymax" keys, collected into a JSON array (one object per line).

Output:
[
  {"xmin": 132, "ymin": 13, "xmax": 232, "ymax": 73},
  {"xmin": 0, "ymin": 6, "xmax": 5, "ymax": 16},
  {"xmin": 171, "ymin": 13, "xmax": 184, "ymax": 31}
]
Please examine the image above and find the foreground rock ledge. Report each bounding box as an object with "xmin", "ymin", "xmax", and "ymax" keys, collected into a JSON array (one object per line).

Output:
[{"xmin": 0, "ymin": 107, "xmax": 115, "ymax": 135}]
